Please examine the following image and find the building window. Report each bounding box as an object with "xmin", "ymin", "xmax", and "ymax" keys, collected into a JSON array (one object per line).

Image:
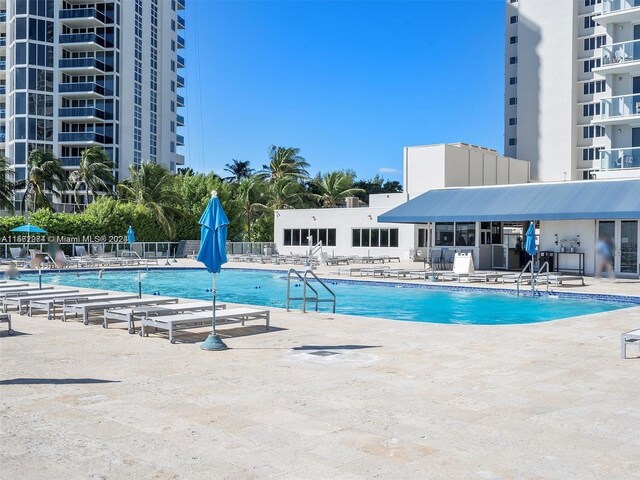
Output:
[
  {"xmin": 170, "ymin": 141, "xmax": 175, "ymax": 153},
  {"xmin": 171, "ymin": 40, "xmax": 176, "ymax": 52},
  {"xmin": 284, "ymin": 228, "xmax": 337, "ymax": 247},
  {"xmin": 585, "ymin": 0, "xmax": 602, "ymax": 6},
  {"xmin": 584, "ymin": 15, "xmax": 596, "ymax": 29},
  {"xmin": 582, "ymin": 146, "xmax": 603, "ymax": 161},
  {"xmin": 509, "ymin": 97, "xmax": 517, "ymax": 105},
  {"xmin": 171, "ymin": 19, "xmax": 176, "ymax": 31},
  {"xmin": 351, "ymin": 228, "xmax": 398, "ymax": 248},
  {"xmin": 455, "ymin": 223, "xmax": 476, "ymax": 247},
  {"xmin": 583, "ymin": 125, "xmax": 605, "ymax": 138},
  {"xmin": 509, "ymin": 118, "xmax": 517, "ymax": 126},
  {"xmin": 171, "ymin": 101, "xmax": 175, "ymax": 112},
  {"xmin": 171, "ymin": 60, "xmax": 175, "ymax": 72},
  {"xmin": 510, "ymin": 36, "xmax": 518, "ymax": 44},
  {"xmin": 417, "ymin": 228, "xmax": 428, "ymax": 248},
  {"xmin": 509, "ymin": 77, "xmax": 517, "ymax": 85},
  {"xmin": 583, "ymin": 58, "xmax": 601, "ymax": 73},
  {"xmin": 583, "ymin": 35, "xmax": 606, "ymax": 52},
  {"xmin": 509, "ymin": 56, "xmax": 518, "ymax": 64},
  {"xmin": 171, "ymin": 81, "xmax": 175, "ymax": 92},
  {"xmin": 583, "ymin": 80, "xmax": 606, "ymax": 94},
  {"xmin": 434, "ymin": 223, "xmax": 454, "ymax": 246},
  {"xmin": 583, "ymin": 102, "xmax": 601, "ymax": 117},
  {"xmin": 510, "ymin": 15, "xmax": 518, "ymax": 24},
  {"xmin": 508, "ymin": 138, "xmax": 517, "ymax": 146}
]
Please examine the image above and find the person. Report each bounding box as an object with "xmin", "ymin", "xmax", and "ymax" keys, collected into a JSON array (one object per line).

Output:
[
  {"xmin": 515, "ymin": 236, "xmax": 526, "ymax": 267},
  {"xmin": 5, "ymin": 261, "xmax": 20, "ymax": 280},
  {"xmin": 596, "ymin": 235, "xmax": 615, "ymax": 280},
  {"xmin": 456, "ymin": 235, "xmax": 466, "ymax": 246}
]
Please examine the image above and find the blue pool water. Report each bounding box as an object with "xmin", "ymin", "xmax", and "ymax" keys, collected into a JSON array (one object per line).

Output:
[{"xmin": 38, "ymin": 268, "xmax": 632, "ymax": 325}]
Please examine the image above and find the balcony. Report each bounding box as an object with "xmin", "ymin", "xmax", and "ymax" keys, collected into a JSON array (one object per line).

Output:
[
  {"xmin": 59, "ymin": 8, "xmax": 107, "ymax": 27},
  {"xmin": 177, "ymin": 94, "xmax": 185, "ymax": 107},
  {"xmin": 596, "ymin": 39, "xmax": 640, "ymax": 75},
  {"xmin": 0, "ymin": 12, "xmax": 5, "ymax": 22},
  {"xmin": 0, "ymin": 133, "xmax": 5, "ymax": 143},
  {"xmin": 176, "ymin": 114, "xmax": 184, "ymax": 126},
  {"xmin": 596, "ymin": 0, "xmax": 640, "ymax": 26},
  {"xmin": 59, "ymin": 33, "xmax": 112, "ymax": 51},
  {"xmin": 177, "ymin": 74, "xmax": 185, "ymax": 87},
  {"xmin": 59, "ymin": 82, "xmax": 106, "ymax": 98},
  {"xmin": 594, "ymin": 147, "xmax": 640, "ymax": 177},
  {"xmin": 177, "ymin": 0, "xmax": 185, "ymax": 10},
  {"xmin": 176, "ymin": 134, "xmax": 184, "ymax": 146},
  {"xmin": 0, "ymin": 86, "xmax": 4, "ymax": 95},
  {"xmin": 0, "ymin": 109, "xmax": 5, "ymax": 118},
  {"xmin": 0, "ymin": 37, "xmax": 6, "ymax": 47},
  {"xmin": 58, "ymin": 132, "xmax": 110, "ymax": 144},
  {"xmin": 177, "ymin": 35, "xmax": 185, "ymax": 49},
  {"xmin": 596, "ymin": 94, "xmax": 640, "ymax": 126},
  {"xmin": 59, "ymin": 107, "xmax": 109, "ymax": 121},
  {"xmin": 60, "ymin": 156, "xmax": 82, "ymax": 167},
  {"xmin": 177, "ymin": 15, "xmax": 185, "ymax": 29},
  {"xmin": 177, "ymin": 54, "xmax": 185, "ymax": 68},
  {"xmin": 59, "ymin": 57, "xmax": 112, "ymax": 74},
  {"xmin": 0, "ymin": 60, "xmax": 5, "ymax": 70}
]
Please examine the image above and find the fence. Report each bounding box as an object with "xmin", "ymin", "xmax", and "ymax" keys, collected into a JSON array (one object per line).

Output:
[
  {"xmin": 0, "ymin": 241, "xmax": 181, "ymax": 260},
  {"xmin": 226, "ymin": 242, "xmax": 277, "ymax": 255}
]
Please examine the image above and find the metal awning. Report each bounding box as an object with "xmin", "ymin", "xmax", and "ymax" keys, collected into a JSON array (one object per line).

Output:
[{"xmin": 378, "ymin": 179, "xmax": 640, "ymax": 223}]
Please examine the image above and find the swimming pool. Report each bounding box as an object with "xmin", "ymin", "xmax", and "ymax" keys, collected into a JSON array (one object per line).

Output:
[{"xmin": 39, "ymin": 268, "xmax": 634, "ymax": 325}]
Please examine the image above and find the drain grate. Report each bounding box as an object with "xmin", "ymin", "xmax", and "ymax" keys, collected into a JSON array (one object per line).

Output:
[{"xmin": 307, "ymin": 350, "xmax": 340, "ymax": 357}]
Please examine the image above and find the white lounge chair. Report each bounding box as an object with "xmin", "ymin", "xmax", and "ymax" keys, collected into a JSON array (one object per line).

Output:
[
  {"xmin": 103, "ymin": 300, "xmax": 227, "ymax": 333},
  {"xmin": 61, "ymin": 296, "xmax": 179, "ymax": 325},
  {"xmin": 0, "ymin": 286, "xmax": 55, "ymax": 297},
  {"xmin": 0, "ymin": 313, "xmax": 13, "ymax": 335},
  {"xmin": 140, "ymin": 307, "xmax": 270, "ymax": 344},
  {"xmin": 621, "ymin": 329, "xmax": 640, "ymax": 359},
  {"xmin": 2, "ymin": 289, "xmax": 79, "ymax": 314},
  {"xmin": 28, "ymin": 293, "xmax": 121, "ymax": 320}
]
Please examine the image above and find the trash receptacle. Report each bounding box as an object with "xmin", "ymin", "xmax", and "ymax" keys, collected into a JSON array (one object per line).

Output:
[{"xmin": 539, "ymin": 251, "xmax": 554, "ymax": 271}]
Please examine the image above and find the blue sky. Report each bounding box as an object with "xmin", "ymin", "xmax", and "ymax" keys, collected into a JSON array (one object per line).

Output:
[{"xmin": 181, "ymin": 0, "xmax": 506, "ymax": 181}]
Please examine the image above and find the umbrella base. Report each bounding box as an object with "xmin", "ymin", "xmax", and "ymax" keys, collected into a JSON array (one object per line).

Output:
[{"xmin": 201, "ymin": 334, "xmax": 228, "ymax": 351}]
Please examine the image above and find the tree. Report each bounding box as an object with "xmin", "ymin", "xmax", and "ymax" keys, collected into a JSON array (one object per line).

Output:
[
  {"xmin": 312, "ymin": 171, "xmax": 365, "ymax": 208},
  {"xmin": 267, "ymin": 177, "xmax": 311, "ymax": 210},
  {"xmin": 177, "ymin": 167, "xmax": 195, "ymax": 176},
  {"xmin": 223, "ymin": 159, "xmax": 253, "ymax": 183},
  {"xmin": 353, "ymin": 174, "xmax": 403, "ymax": 203},
  {"xmin": 67, "ymin": 146, "xmax": 115, "ymax": 209},
  {"xmin": 18, "ymin": 149, "xmax": 67, "ymax": 213},
  {"xmin": 0, "ymin": 157, "xmax": 16, "ymax": 212},
  {"xmin": 235, "ymin": 176, "xmax": 268, "ymax": 241},
  {"xmin": 260, "ymin": 146, "xmax": 310, "ymax": 182},
  {"xmin": 117, "ymin": 162, "xmax": 183, "ymax": 239}
]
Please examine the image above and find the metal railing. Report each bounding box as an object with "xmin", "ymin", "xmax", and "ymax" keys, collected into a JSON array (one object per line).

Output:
[
  {"xmin": 59, "ymin": 33, "xmax": 112, "ymax": 49},
  {"xmin": 601, "ymin": 39, "xmax": 640, "ymax": 67},
  {"xmin": 59, "ymin": 57, "xmax": 112, "ymax": 72},
  {"xmin": 601, "ymin": 0, "xmax": 640, "ymax": 15},
  {"xmin": 226, "ymin": 242, "xmax": 276, "ymax": 255},
  {"xmin": 59, "ymin": 8, "xmax": 107, "ymax": 23},
  {"xmin": 600, "ymin": 94, "xmax": 640, "ymax": 119},
  {"xmin": 596, "ymin": 147, "xmax": 640, "ymax": 171},
  {"xmin": 59, "ymin": 82, "xmax": 107, "ymax": 96},
  {"xmin": 286, "ymin": 268, "xmax": 336, "ymax": 313}
]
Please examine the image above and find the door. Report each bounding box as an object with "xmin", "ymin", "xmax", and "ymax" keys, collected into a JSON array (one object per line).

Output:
[{"xmin": 620, "ymin": 221, "xmax": 639, "ymax": 277}]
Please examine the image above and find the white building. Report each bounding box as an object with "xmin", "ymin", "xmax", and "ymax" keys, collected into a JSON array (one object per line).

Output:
[
  {"xmin": 274, "ymin": 143, "xmax": 530, "ymax": 261},
  {"xmin": 505, "ymin": 0, "xmax": 640, "ymax": 182},
  {"xmin": 2, "ymin": 0, "xmax": 186, "ymax": 212}
]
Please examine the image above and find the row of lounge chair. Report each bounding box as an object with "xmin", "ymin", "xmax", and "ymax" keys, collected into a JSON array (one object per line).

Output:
[
  {"xmin": 0, "ymin": 280, "xmax": 270, "ymax": 344},
  {"xmin": 1, "ymin": 246, "xmax": 160, "ymax": 269},
  {"xmin": 228, "ymin": 253, "xmax": 402, "ymax": 266}
]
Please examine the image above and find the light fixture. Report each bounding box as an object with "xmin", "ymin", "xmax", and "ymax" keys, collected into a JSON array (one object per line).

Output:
[
  {"xmin": 618, "ymin": 128, "xmax": 622, "ymax": 133},
  {"xmin": 576, "ymin": 235, "xmax": 581, "ymax": 247},
  {"xmin": 554, "ymin": 234, "xmax": 558, "ymax": 245},
  {"xmin": 312, "ymin": 216, "xmax": 316, "ymax": 221},
  {"xmin": 368, "ymin": 215, "xmax": 372, "ymax": 220}
]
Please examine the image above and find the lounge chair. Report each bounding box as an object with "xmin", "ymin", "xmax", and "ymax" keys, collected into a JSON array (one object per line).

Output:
[
  {"xmin": 0, "ymin": 313, "xmax": 13, "ymax": 335},
  {"xmin": 538, "ymin": 274, "xmax": 585, "ymax": 287},
  {"xmin": 61, "ymin": 296, "xmax": 179, "ymax": 325},
  {"xmin": 103, "ymin": 300, "xmax": 227, "ymax": 333},
  {"xmin": 356, "ymin": 266, "xmax": 389, "ymax": 277},
  {"xmin": 28, "ymin": 292, "xmax": 120, "ymax": 320},
  {"xmin": 2, "ymin": 289, "xmax": 79, "ymax": 314},
  {"xmin": 0, "ymin": 286, "xmax": 55, "ymax": 297},
  {"xmin": 0, "ymin": 283, "xmax": 29, "ymax": 290},
  {"xmin": 621, "ymin": 329, "xmax": 640, "ymax": 359},
  {"xmin": 383, "ymin": 269, "xmax": 412, "ymax": 279},
  {"xmin": 140, "ymin": 307, "xmax": 270, "ymax": 344}
]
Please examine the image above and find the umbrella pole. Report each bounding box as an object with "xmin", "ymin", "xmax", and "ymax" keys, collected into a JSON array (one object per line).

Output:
[{"xmin": 201, "ymin": 272, "xmax": 228, "ymax": 351}]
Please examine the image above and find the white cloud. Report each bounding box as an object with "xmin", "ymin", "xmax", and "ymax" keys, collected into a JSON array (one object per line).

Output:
[{"xmin": 377, "ymin": 167, "xmax": 400, "ymax": 175}]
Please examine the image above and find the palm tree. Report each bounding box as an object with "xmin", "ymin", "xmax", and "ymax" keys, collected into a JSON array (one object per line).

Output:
[
  {"xmin": 235, "ymin": 176, "xmax": 268, "ymax": 241},
  {"xmin": 312, "ymin": 172, "xmax": 364, "ymax": 208},
  {"xmin": 267, "ymin": 177, "xmax": 309, "ymax": 210},
  {"xmin": 223, "ymin": 159, "xmax": 253, "ymax": 183},
  {"xmin": 117, "ymin": 162, "xmax": 183, "ymax": 239},
  {"xmin": 0, "ymin": 157, "xmax": 16, "ymax": 212},
  {"xmin": 260, "ymin": 146, "xmax": 310, "ymax": 182},
  {"xmin": 18, "ymin": 149, "xmax": 66, "ymax": 213},
  {"xmin": 67, "ymin": 146, "xmax": 115, "ymax": 209}
]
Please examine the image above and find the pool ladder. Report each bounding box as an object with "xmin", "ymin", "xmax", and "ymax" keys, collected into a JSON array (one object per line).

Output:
[
  {"xmin": 516, "ymin": 260, "xmax": 550, "ymax": 297},
  {"xmin": 286, "ymin": 268, "xmax": 336, "ymax": 313}
]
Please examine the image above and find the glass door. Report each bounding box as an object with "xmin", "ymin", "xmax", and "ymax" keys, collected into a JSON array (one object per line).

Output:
[{"xmin": 620, "ymin": 221, "xmax": 639, "ymax": 276}]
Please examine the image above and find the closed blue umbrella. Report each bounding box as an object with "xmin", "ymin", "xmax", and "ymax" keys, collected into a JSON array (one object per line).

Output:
[
  {"xmin": 127, "ymin": 226, "xmax": 136, "ymax": 244},
  {"xmin": 197, "ymin": 191, "xmax": 230, "ymax": 351},
  {"xmin": 525, "ymin": 223, "xmax": 537, "ymax": 293}
]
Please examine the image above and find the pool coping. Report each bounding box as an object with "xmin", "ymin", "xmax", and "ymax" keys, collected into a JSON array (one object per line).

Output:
[{"xmin": 23, "ymin": 265, "xmax": 640, "ymax": 306}]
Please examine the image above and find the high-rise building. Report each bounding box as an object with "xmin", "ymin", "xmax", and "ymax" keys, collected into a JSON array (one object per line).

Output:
[
  {"xmin": 2, "ymin": 0, "xmax": 185, "ymax": 212},
  {"xmin": 504, "ymin": 0, "xmax": 640, "ymax": 182}
]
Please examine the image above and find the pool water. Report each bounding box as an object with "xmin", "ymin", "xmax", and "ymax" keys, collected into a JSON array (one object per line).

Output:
[{"xmin": 39, "ymin": 268, "xmax": 631, "ymax": 325}]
